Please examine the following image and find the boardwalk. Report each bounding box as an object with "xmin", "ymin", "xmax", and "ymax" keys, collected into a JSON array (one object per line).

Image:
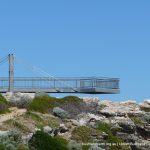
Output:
[{"xmin": 0, "ymin": 77, "xmax": 119, "ymax": 94}]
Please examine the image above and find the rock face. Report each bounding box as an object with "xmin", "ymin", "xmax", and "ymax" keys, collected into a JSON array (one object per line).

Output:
[
  {"xmin": 3, "ymin": 92, "xmax": 35, "ymax": 102},
  {"xmin": 111, "ymin": 117, "xmax": 136, "ymax": 133},
  {"xmin": 139, "ymin": 99, "xmax": 150, "ymax": 111},
  {"xmin": 3, "ymin": 92, "xmax": 35, "ymax": 108},
  {"xmin": 80, "ymin": 98, "xmax": 150, "ymax": 150}
]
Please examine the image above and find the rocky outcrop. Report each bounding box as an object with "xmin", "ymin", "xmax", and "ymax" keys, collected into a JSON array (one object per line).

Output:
[
  {"xmin": 139, "ymin": 99, "xmax": 150, "ymax": 112},
  {"xmin": 0, "ymin": 94, "xmax": 150, "ymax": 150},
  {"xmin": 3, "ymin": 92, "xmax": 35, "ymax": 102}
]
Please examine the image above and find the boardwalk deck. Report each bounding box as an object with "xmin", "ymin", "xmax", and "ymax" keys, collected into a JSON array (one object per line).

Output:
[{"xmin": 0, "ymin": 77, "xmax": 119, "ymax": 94}]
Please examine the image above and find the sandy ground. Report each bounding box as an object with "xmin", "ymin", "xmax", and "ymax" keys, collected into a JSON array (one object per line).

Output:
[{"xmin": 0, "ymin": 107, "xmax": 26, "ymax": 125}]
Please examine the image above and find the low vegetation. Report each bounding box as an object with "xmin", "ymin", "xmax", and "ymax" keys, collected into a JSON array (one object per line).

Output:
[
  {"xmin": 130, "ymin": 116, "xmax": 145, "ymax": 126},
  {"xmin": 0, "ymin": 94, "xmax": 9, "ymax": 114},
  {"xmin": 28, "ymin": 131, "xmax": 68, "ymax": 150},
  {"xmin": 24, "ymin": 111, "xmax": 60, "ymax": 128},
  {"xmin": 27, "ymin": 95, "xmax": 86, "ymax": 117},
  {"xmin": 0, "ymin": 129, "xmax": 28, "ymax": 150},
  {"xmin": 71, "ymin": 126, "xmax": 102, "ymax": 143},
  {"xmin": 4, "ymin": 119, "xmax": 31, "ymax": 133},
  {"xmin": 27, "ymin": 95, "xmax": 58, "ymax": 113},
  {"xmin": 97, "ymin": 122, "xmax": 131, "ymax": 150},
  {"xmin": 97, "ymin": 122, "xmax": 112, "ymax": 134}
]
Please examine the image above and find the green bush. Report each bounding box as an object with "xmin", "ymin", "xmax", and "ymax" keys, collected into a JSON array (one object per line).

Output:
[
  {"xmin": 130, "ymin": 116, "xmax": 144, "ymax": 126},
  {"xmin": 97, "ymin": 122, "xmax": 111, "ymax": 134},
  {"xmin": 27, "ymin": 95, "xmax": 58, "ymax": 113},
  {"xmin": 143, "ymin": 113, "xmax": 150, "ymax": 124},
  {"xmin": 25, "ymin": 111, "xmax": 60, "ymax": 128},
  {"xmin": 60, "ymin": 96, "xmax": 83, "ymax": 103},
  {"xmin": 17, "ymin": 145, "xmax": 29, "ymax": 150},
  {"xmin": 71, "ymin": 126, "xmax": 102, "ymax": 143},
  {"xmin": 59, "ymin": 96, "xmax": 86, "ymax": 117},
  {"xmin": 107, "ymin": 134, "xmax": 131, "ymax": 150},
  {"xmin": 0, "ymin": 143, "xmax": 6, "ymax": 150},
  {"xmin": 28, "ymin": 131, "xmax": 68, "ymax": 150},
  {"xmin": 96, "ymin": 122, "xmax": 131, "ymax": 150},
  {"xmin": 67, "ymin": 140, "xmax": 82, "ymax": 150},
  {"xmin": 0, "ymin": 94, "xmax": 9, "ymax": 114},
  {"xmin": 27, "ymin": 95, "xmax": 85, "ymax": 116}
]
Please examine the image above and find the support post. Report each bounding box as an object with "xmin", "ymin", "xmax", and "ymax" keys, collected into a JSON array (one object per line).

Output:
[{"xmin": 8, "ymin": 54, "xmax": 14, "ymax": 92}]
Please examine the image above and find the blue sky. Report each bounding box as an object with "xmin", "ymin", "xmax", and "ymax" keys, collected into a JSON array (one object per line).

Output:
[{"xmin": 0, "ymin": 0, "xmax": 150, "ymax": 101}]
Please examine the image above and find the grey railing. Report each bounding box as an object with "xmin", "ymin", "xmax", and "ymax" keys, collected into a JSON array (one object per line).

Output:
[{"xmin": 0, "ymin": 77, "xmax": 119, "ymax": 94}]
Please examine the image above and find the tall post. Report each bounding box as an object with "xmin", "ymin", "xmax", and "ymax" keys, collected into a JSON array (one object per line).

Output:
[{"xmin": 8, "ymin": 54, "xmax": 14, "ymax": 92}]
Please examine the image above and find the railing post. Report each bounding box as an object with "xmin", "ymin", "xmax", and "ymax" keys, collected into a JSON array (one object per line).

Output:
[{"xmin": 8, "ymin": 54, "xmax": 14, "ymax": 92}]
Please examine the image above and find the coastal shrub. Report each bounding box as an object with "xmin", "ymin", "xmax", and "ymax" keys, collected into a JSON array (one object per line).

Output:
[
  {"xmin": 0, "ymin": 130, "xmax": 22, "ymax": 150},
  {"xmin": 27, "ymin": 95, "xmax": 86, "ymax": 116},
  {"xmin": 28, "ymin": 131, "xmax": 67, "ymax": 150},
  {"xmin": 96, "ymin": 122, "xmax": 131, "ymax": 150},
  {"xmin": 82, "ymin": 145, "xmax": 90, "ymax": 150},
  {"xmin": 24, "ymin": 111, "xmax": 60, "ymax": 129},
  {"xmin": 27, "ymin": 95, "xmax": 58, "ymax": 113},
  {"xmin": 59, "ymin": 96, "xmax": 87, "ymax": 117},
  {"xmin": 0, "ymin": 143, "xmax": 6, "ymax": 150},
  {"xmin": 17, "ymin": 145, "xmax": 29, "ymax": 150},
  {"xmin": 0, "ymin": 94, "xmax": 9, "ymax": 114},
  {"xmin": 67, "ymin": 140, "xmax": 82, "ymax": 150},
  {"xmin": 130, "ymin": 116, "xmax": 144, "ymax": 126},
  {"xmin": 97, "ymin": 122, "xmax": 111, "ymax": 134},
  {"xmin": 53, "ymin": 136, "xmax": 68, "ymax": 149},
  {"xmin": 143, "ymin": 113, "xmax": 150, "ymax": 124},
  {"xmin": 71, "ymin": 126, "xmax": 102, "ymax": 143},
  {"xmin": 0, "ymin": 94, "xmax": 8, "ymax": 104},
  {"xmin": 61, "ymin": 96, "xmax": 83, "ymax": 103},
  {"xmin": 106, "ymin": 134, "xmax": 131, "ymax": 150},
  {"xmin": 53, "ymin": 107, "xmax": 69, "ymax": 119},
  {"xmin": 4, "ymin": 119, "xmax": 30, "ymax": 133},
  {"xmin": 25, "ymin": 111, "xmax": 43, "ymax": 122}
]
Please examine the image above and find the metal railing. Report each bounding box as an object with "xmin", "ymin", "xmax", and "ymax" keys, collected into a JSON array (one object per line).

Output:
[{"xmin": 0, "ymin": 77, "xmax": 119, "ymax": 94}]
